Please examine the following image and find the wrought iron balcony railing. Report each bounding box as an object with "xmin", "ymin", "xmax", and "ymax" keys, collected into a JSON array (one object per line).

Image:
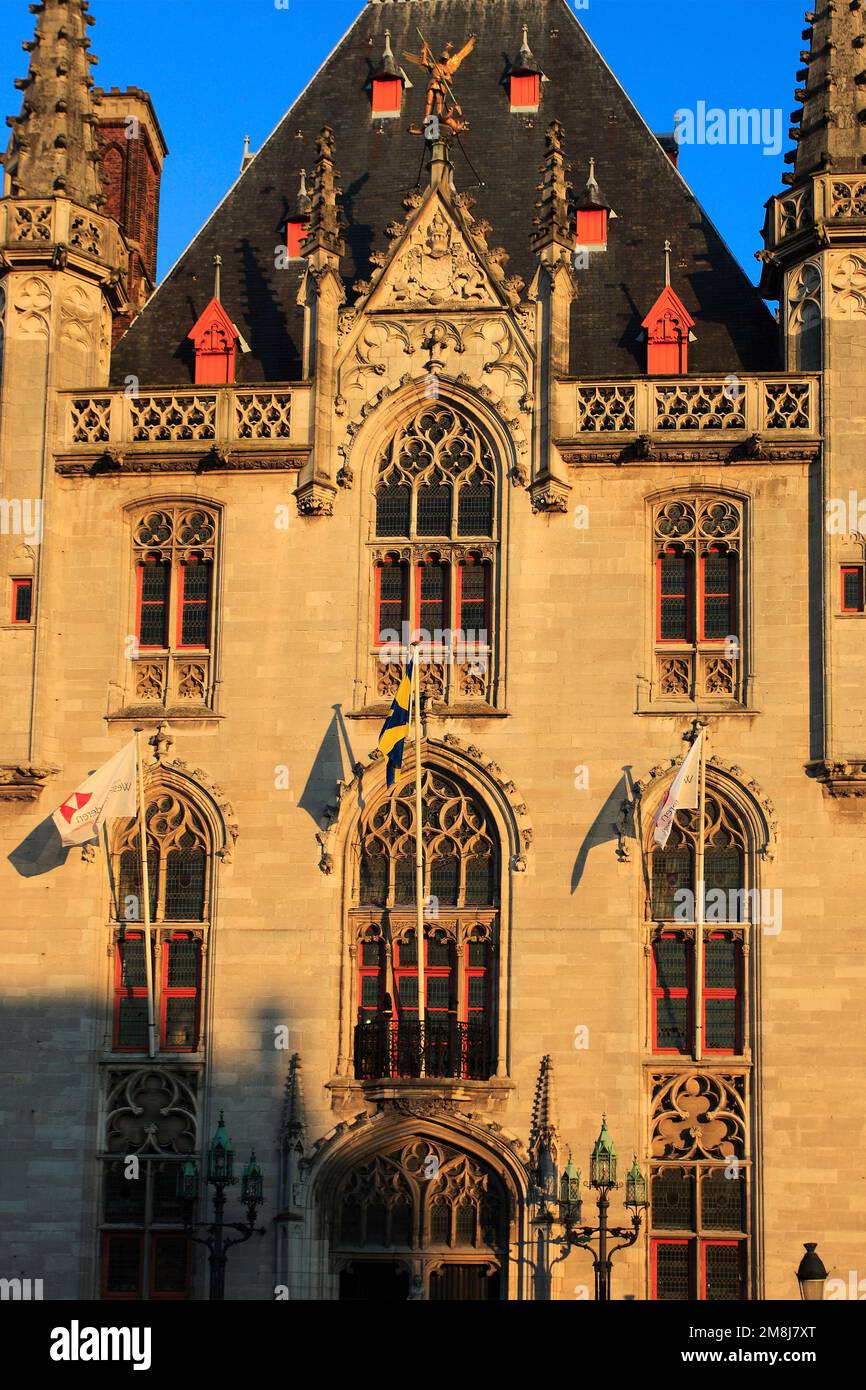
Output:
[{"xmin": 353, "ymin": 1016, "xmax": 493, "ymax": 1082}]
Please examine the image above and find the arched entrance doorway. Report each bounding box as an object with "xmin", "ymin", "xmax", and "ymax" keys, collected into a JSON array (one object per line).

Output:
[{"xmin": 334, "ymin": 1137, "xmax": 507, "ymax": 1301}]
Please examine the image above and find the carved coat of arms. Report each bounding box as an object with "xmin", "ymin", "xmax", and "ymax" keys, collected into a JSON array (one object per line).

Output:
[{"xmin": 389, "ymin": 211, "xmax": 490, "ymax": 307}]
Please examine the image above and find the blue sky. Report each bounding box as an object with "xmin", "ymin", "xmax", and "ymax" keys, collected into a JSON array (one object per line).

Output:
[{"xmin": 0, "ymin": 0, "xmax": 805, "ymax": 287}]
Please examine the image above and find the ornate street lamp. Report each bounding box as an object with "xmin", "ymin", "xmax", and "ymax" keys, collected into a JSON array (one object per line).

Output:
[
  {"xmin": 543, "ymin": 1116, "xmax": 648, "ymax": 1302},
  {"xmin": 177, "ymin": 1109, "xmax": 266, "ymax": 1300},
  {"xmin": 796, "ymin": 1243, "xmax": 828, "ymax": 1301}
]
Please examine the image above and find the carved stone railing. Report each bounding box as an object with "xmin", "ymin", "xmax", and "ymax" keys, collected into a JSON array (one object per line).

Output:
[
  {"xmin": 375, "ymin": 646, "xmax": 495, "ymax": 710},
  {"xmin": 766, "ymin": 173, "xmax": 866, "ymax": 249},
  {"xmin": 108, "ymin": 653, "xmax": 215, "ymax": 718},
  {"xmin": 58, "ymin": 386, "xmax": 311, "ymax": 471},
  {"xmin": 569, "ymin": 376, "xmax": 818, "ymax": 438},
  {"xmin": 652, "ymin": 649, "xmax": 741, "ymax": 706}
]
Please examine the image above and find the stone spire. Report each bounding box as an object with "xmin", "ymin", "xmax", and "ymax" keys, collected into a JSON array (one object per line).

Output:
[
  {"xmin": 2, "ymin": 0, "xmax": 105, "ymax": 209},
  {"xmin": 529, "ymin": 1054, "xmax": 560, "ymax": 1195},
  {"xmin": 531, "ymin": 120, "xmax": 574, "ymax": 258},
  {"xmin": 787, "ymin": 0, "xmax": 866, "ymax": 185},
  {"xmin": 302, "ymin": 126, "xmax": 345, "ymax": 263}
]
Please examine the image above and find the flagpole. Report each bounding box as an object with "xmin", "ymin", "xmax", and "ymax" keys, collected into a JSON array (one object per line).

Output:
[
  {"xmin": 412, "ymin": 650, "xmax": 426, "ymax": 1052},
  {"xmin": 694, "ymin": 724, "xmax": 707, "ymax": 1064},
  {"xmin": 134, "ymin": 728, "xmax": 157, "ymax": 1059}
]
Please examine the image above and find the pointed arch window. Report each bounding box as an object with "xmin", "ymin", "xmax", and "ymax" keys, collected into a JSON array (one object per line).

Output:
[
  {"xmin": 652, "ymin": 496, "xmax": 744, "ymax": 706},
  {"xmin": 335, "ymin": 1139, "xmax": 507, "ymax": 1287},
  {"xmin": 352, "ymin": 767, "xmax": 498, "ymax": 1082},
  {"xmin": 648, "ymin": 794, "xmax": 747, "ymax": 1058},
  {"xmin": 371, "ymin": 405, "xmax": 499, "ymax": 708},
  {"xmin": 111, "ymin": 791, "xmax": 210, "ymax": 1053}
]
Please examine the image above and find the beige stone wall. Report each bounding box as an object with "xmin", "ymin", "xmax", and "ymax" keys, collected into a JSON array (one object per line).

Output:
[{"xmin": 2, "ymin": 399, "xmax": 864, "ymax": 1298}]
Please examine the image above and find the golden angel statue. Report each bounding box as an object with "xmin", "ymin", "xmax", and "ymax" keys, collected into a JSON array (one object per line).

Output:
[{"xmin": 404, "ymin": 34, "xmax": 476, "ymax": 135}]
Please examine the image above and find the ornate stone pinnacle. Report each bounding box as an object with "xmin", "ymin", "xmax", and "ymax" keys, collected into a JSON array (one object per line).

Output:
[{"xmin": 2, "ymin": 0, "xmax": 105, "ymax": 209}]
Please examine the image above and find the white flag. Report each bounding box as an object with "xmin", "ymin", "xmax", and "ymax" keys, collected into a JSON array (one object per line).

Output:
[
  {"xmin": 51, "ymin": 740, "xmax": 138, "ymax": 848},
  {"xmin": 653, "ymin": 730, "xmax": 703, "ymax": 849}
]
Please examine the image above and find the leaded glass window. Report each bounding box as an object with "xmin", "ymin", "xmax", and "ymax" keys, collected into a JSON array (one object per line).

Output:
[{"xmin": 112, "ymin": 791, "xmax": 209, "ymax": 1053}]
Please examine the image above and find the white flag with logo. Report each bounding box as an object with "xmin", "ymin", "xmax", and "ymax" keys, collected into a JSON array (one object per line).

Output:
[
  {"xmin": 51, "ymin": 740, "xmax": 137, "ymax": 847},
  {"xmin": 653, "ymin": 730, "xmax": 703, "ymax": 849}
]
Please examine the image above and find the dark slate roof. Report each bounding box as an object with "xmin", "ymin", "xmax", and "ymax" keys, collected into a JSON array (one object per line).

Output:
[{"xmin": 111, "ymin": 0, "xmax": 779, "ymax": 386}]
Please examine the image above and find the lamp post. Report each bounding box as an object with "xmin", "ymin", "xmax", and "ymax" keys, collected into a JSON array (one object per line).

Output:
[
  {"xmin": 177, "ymin": 1110, "xmax": 266, "ymax": 1300},
  {"xmin": 536, "ymin": 1116, "xmax": 648, "ymax": 1302},
  {"xmin": 796, "ymin": 1243, "xmax": 828, "ymax": 1302}
]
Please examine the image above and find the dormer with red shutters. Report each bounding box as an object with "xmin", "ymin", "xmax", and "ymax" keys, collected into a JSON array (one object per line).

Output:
[
  {"xmin": 509, "ymin": 26, "xmax": 544, "ymax": 113},
  {"xmin": 369, "ymin": 29, "xmax": 405, "ymax": 119},
  {"xmin": 642, "ymin": 241, "xmax": 696, "ymax": 375},
  {"xmin": 574, "ymin": 159, "xmax": 616, "ymax": 251},
  {"xmin": 285, "ymin": 169, "xmax": 312, "ymax": 261},
  {"xmin": 187, "ymin": 255, "xmax": 244, "ymax": 385}
]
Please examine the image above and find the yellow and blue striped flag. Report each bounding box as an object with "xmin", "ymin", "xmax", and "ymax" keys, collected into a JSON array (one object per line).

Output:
[{"xmin": 377, "ymin": 658, "xmax": 413, "ymax": 787}]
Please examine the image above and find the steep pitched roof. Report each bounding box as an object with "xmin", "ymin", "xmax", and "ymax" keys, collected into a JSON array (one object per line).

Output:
[{"xmin": 111, "ymin": 0, "xmax": 778, "ymax": 386}]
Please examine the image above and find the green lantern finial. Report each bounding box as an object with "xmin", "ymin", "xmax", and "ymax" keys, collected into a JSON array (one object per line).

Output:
[
  {"xmin": 590, "ymin": 1114, "xmax": 617, "ymax": 1188},
  {"xmin": 625, "ymin": 1152, "xmax": 648, "ymax": 1209},
  {"xmin": 208, "ymin": 1108, "xmax": 236, "ymax": 1184}
]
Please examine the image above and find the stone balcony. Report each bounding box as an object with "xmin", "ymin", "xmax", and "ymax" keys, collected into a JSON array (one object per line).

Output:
[
  {"xmin": 55, "ymin": 384, "xmax": 312, "ymax": 476},
  {"xmin": 556, "ymin": 374, "xmax": 821, "ymax": 469},
  {"xmin": 0, "ymin": 197, "xmax": 129, "ymax": 306},
  {"xmin": 764, "ymin": 173, "xmax": 866, "ymax": 254}
]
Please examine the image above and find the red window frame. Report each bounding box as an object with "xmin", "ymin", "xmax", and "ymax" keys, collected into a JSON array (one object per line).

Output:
[
  {"xmin": 375, "ymin": 556, "xmax": 408, "ymax": 648},
  {"xmin": 372, "ymin": 77, "xmax": 402, "ymax": 116},
  {"xmin": 358, "ymin": 938, "xmax": 384, "ymax": 1016},
  {"xmin": 700, "ymin": 1239, "xmax": 746, "ymax": 1301},
  {"xmin": 415, "ymin": 558, "xmax": 449, "ymax": 647},
  {"xmin": 100, "ymin": 1232, "xmax": 191, "ymax": 1301},
  {"xmin": 651, "ymin": 933, "xmax": 692, "ymax": 1055},
  {"xmin": 841, "ymin": 564, "xmax": 865, "ymax": 613},
  {"xmin": 176, "ymin": 553, "xmax": 211, "ymax": 650},
  {"xmin": 101, "ymin": 1232, "xmax": 144, "ymax": 1300},
  {"xmin": 285, "ymin": 216, "xmax": 309, "ymax": 259},
  {"xmin": 700, "ymin": 550, "xmax": 737, "ymax": 642},
  {"xmin": 11, "ymin": 577, "xmax": 33, "ymax": 625},
  {"xmin": 457, "ymin": 558, "xmax": 490, "ymax": 649},
  {"xmin": 703, "ymin": 932, "xmax": 742, "ymax": 1056},
  {"xmin": 113, "ymin": 931, "xmax": 149, "ymax": 1053},
  {"xmin": 651, "ymin": 1237, "xmax": 695, "ymax": 1300},
  {"xmin": 656, "ymin": 549, "xmax": 693, "ymax": 642},
  {"xmin": 392, "ymin": 935, "xmax": 455, "ymax": 1020},
  {"xmin": 510, "ymin": 73, "xmax": 540, "ymax": 109},
  {"xmin": 136, "ymin": 554, "xmax": 169, "ymax": 650},
  {"xmin": 160, "ymin": 933, "xmax": 202, "ymax": 1053},
  {"xmin": 423, "ymin": 935, "xmax": 454, "ymax": 1020},
  {"xmin": 465, "ymin": 941, "xmax": 490, "ymax": 1024},
  {"xmin": 576, "ymin": 207, "xmax": 608, "ymax": 246}
]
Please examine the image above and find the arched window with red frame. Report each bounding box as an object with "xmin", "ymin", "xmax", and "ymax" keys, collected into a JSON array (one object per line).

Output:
[
  {"xmin": 370, "ymin": 404, "xmax": 499, "ymax": 709},
  {"xmin": 375, "ymin": 555, "xmax": 408, "ymax": 647},
  {"xmin": 351, "ymin": 768, "xmax": 498, "ymax": 1082},
  {"xmin": 111, "ymin": 790, "xmax": 209, "ymax": 1055},
  {"xmin": 653, "ymin": 496, "xmax": 744, "ymax": 704}
]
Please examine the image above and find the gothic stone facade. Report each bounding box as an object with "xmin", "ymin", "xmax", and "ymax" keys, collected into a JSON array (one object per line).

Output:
[{"xmin": 0, "ymin": 0, "xmax": 864, "ymax": 1302}]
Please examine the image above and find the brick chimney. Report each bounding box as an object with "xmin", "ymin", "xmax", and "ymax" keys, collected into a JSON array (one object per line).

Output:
[{"xmin": 94, "ymin": 86, "xmax": 167, "ymax": 342}]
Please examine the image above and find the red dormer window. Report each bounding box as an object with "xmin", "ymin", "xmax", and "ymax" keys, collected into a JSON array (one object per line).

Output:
[
  {"xmin": 187, "ymin": 297, "xmax": 238, "ymax": 385},
  {"xmin": 576, "ymin": 207, "xmax": 608, "ymax": 247},
  {"xmin": 285, "ymin": 216, "xmax": 309, "ymax": 260},
  {"xmin": 510, "ymin": 73, "xmax": 540, "ymax": 111},
  {"xmin": 642, "ymin": 285, "xmax": 695, "ymax": 376},
  {"xmin": 372, "ymin": 77, "xmax": 403, "ymax": 117}
]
